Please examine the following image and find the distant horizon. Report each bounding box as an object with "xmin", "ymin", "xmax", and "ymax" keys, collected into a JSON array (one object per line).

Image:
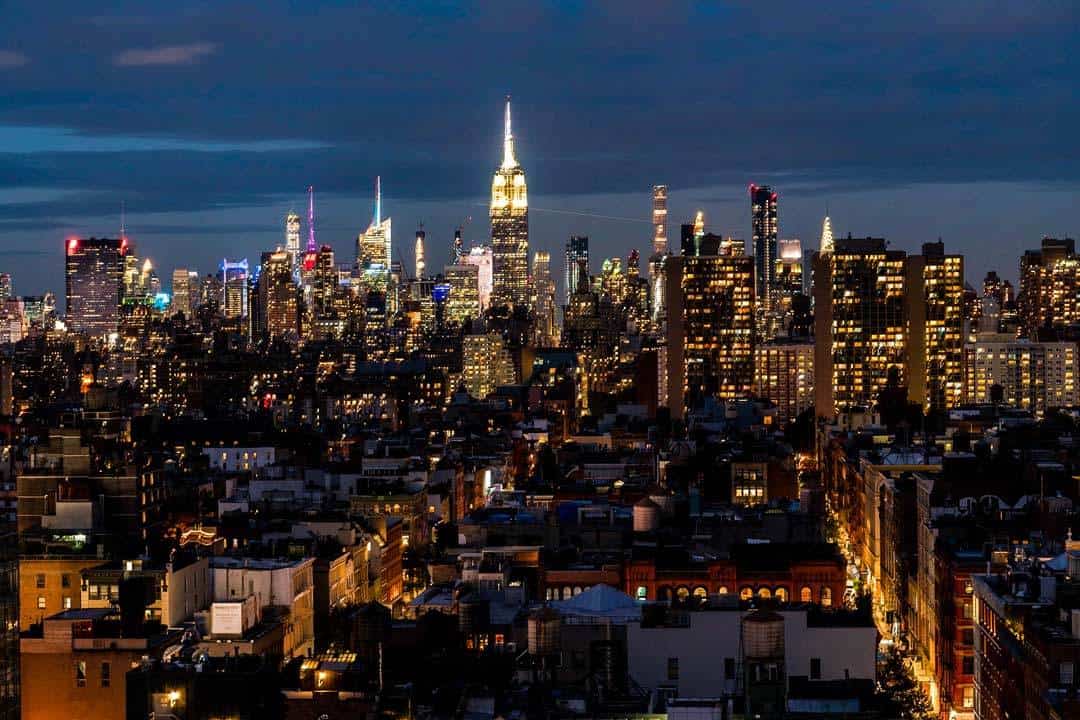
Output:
[{"xmin": 1, "ymin": 2, "xmax": 1077, "ymax": 299}]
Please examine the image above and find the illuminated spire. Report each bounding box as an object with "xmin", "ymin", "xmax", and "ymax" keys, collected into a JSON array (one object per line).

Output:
[
  {"xmin": 307, "ymin": 186, "xmax": 316, "ymax": 253},
  {"xmin": 501, "ymin": 95, "xmax": 518, "ymax": 170},
  {"xmin": 374, "ymin": 175, "xmax": 381, "ymax": 226},
  {"xmin": 820, "ymin": 214, "xmax": 834, "ymax": 254}
]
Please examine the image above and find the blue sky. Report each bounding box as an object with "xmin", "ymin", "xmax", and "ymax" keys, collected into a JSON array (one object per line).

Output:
[{"xmin": 0, "ymin": 0, "xmax": 1077, "ymax": 297}]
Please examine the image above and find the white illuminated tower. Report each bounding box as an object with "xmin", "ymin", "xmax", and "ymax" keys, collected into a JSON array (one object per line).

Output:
[
  {"xmin": 820, "ymin": 215, "xmax": 834, "ymax": 254},
  {"xmin": 415, "ymin": 226, "xmax": 426, "ymax": 279},
  {"xmin": 490, "ymin": 97, "xmax": 529, "ymax": 309}
]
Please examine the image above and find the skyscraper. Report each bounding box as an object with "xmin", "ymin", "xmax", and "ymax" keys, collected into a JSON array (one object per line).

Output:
[
  {"xmin": 221, "ymin": 259, "xmax": 249, "ymax": 320},
  {"xmin": 444, "ymin": 263, "xmax": 480, "ymax": 326},
  {"xmin": 490, "ymin": 97, "xmax": 529, "ymax": 309},
  {"xmin": 65, "ymin": 237, "xmax": 126, "ymax": 338},
  {"xmin": 651, "ymin": 185, "xmax": 668, "ymax": 257},
  {"xmin": 464, "ymin": 246, "xmax": 494, "ymax": 312},
  {"xmin": 531, "ymin": 251, "xmax": 557, "ymax": 346},
  {"xmin": 565, "ymin": 236, "xmax": 589, "ymax": 306},
  {"xmin": 664, "ymin": 238, "xmax": 755, "ymax": 418},
  {"xmin": 357, "ymin": 177, "xmax": 392, "ymax": 280},
  {"xmin": 414, "ymin": 227, "xmax": 426, "ymax": 279},
  {"xmin": 261, "ymin": 250, "xmax": 298, "ymax": 342},
  {"xmin": 774, "ymin": 239, "xmax": 804, "ymax": 333},
  {"xmin": 170, "ymin": 268, "xmax": 198, "ymax": 319},
  {"xmin": 813, "ymin": 236, "xmax": 906, "ymax": 418},
  {"xmin": 285, "ymin": 211, "xmax": 301, "ymax": 273},
  {"xmin": 1017, "ymin": 236, "xmax": 1079, "ymax": 339},
  {"xmin": 905, "ymin": 241, "xmax": 964, "ymax": 412},
  {"xmin": 750, "ymin": 184, "xmax": 779, "ymax": 333}
]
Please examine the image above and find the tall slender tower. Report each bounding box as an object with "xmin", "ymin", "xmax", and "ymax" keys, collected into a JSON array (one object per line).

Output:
[
  {"xmin": 285, "ymin": 211, "xmax": 301, "ymax": 270},
  {"xmin": 357, "ymin": 176, "xmax": 392, "ymax": 276},
  {"xmin": 490, "ymin": 96, "xmax": 529, "ymax": 309},
  {"xmin": 307, "ymin": 186, "xmax": 317, "ymax": 253},
  {"xmin": 750, "ymin": 184, "xmax": 779, "ymax": 334},
  {"xmin": 652, "ymin": 185, "xmax": 668, "ymax": 256},
  {"xmin": 415, "ymin": 226, "xmax": 426, "ymax": 279},
  {"xmin": 565, "ymin": 236, "xmax": 589, "ymax": 305}
]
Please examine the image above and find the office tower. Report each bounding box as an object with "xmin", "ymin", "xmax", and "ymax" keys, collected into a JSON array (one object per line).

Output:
[
  {"xmin": 652, "ymin": 185, "xmax": 668, "ymax": 257},
  {"xmin": 414, "ymin": 227, "xmax": 426, "ymax": 279},
  {"xmin": 171, "ymin": 268, "xmax": 199, "ymax": 319},
  {"xmin": 285, "ymin": 211, "xmax": 302, "ymax": 272},
  {"xmin": 464, "ymin": 246, "xmax": 494, "ymax": 312},
  {"xmin": 261, "ymin": 250, "xmax": 298, "ymax": 342},
  {"xmin": 462, "ymin": 333, "xmax": 515, "ymax": 399},
  {"xmin": 0, "ymin": 274, "xmax": 10, "ymax": 300},
  {"xmin": 819, "ymin": 215, "xmax": 834, "ymax": 254},
  {"xmin": 490, "ymin": 97, "xmax": 529, "ymax": 309},
  {"xmin": 755, "ymin": 340, "xmax": 814, "ymax": 423},
  {"xmin": 905, "ymin": 241, "xmax": 964, "ymax": 412},
  {"xmin": 750, "ymin": 184, "xmax": 779, "ymax": 330},
  {"xmin": 1018, "ymin": 236, "xmax": 1079, "ymax": 339},
  {"xmin": 664, "ymin": 243, "xmax": 755, "ymax": 418},
  {"xmin": 774, "ymin": 239, "xmax": 803, "ymax": 332},
  {"xmin": 444, "ymin": 263, "xmax": 480, "ymax": 326},
  {"xmin": 357, "ymin": 177, "xmax": 392, "ymax": 281},
  {"xmin": 565, "ymin": 236, "xmax": 589, "ymax": 305},
  {"xmin": 813, "ymin": 236, "xmax": 906, "ymax": 419},
  {"xmin": 221, "ymin": 259, "xmax": 249, "ymax": 320},
  {"xmin": 453, "ymin": 227, "xmax": 464, "ymax": 263},
  {"xmin": 963, "ymin": 336, "xmax": 1078, "ymax": 415},
  {"xmin": 563, "ymin": 261, "xmax": 622, "ymax": 394},
  {"xmin": 531, "ymin": 251, "xmax": 557, "ymax": 346},
  {"xmin": 65, "ymin": 237, "xmax": 126, "ymax": 338}
]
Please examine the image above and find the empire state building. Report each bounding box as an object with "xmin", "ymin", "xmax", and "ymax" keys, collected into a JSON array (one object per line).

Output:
[{"xmin": 490, "ymin": 97, "xmax": 529, "ymax": 310}]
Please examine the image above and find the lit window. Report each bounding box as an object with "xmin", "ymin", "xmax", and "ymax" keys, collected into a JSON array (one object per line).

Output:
[{"xmin": 36, "ymin": 596, "xmax": 45, "ymax": 609}]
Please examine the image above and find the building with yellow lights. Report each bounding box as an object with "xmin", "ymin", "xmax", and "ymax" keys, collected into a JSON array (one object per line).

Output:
[
  {"xmin": 813, "ymin": 237, "xmax": 906, "ymax": 419},
  {"xmin": 490, "ymin": 98, "xmax": 529, "ymax": 310},
  {"xmin": 462, "ymin": 333, "xmax": 516, "ymax": 400},
  {"xmin": 962, "ymin": 334, "xmax": 1078, "ymax": 415},
  {"xmin": 905, "ymin": 241, "xmax": 964, "ymax": 412},
  {"xmin": 664, "ymin": 234, "xmax": 755, "ymax": 418},
  {"xmin": 754, "ymin": 339, "xmax": 814, "ymax": 423}
]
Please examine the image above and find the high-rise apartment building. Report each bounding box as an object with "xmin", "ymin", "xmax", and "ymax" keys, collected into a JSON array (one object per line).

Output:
[
  {"xmin": 651, "ymin": 185, "xmax": 668, "ymax": 257},
  {"xmin": 750, "ymin": 184, "xmax": 778, "ymax": 334},
  {"xmin": 565, "ymin": 236, "xmax": 589, "ymax": 306},
  {"xmin": 463, "ymin": 246, "xmax": 494, "ymax": 312},
  {"xmin": 754, "ymin": 340, "xmax": 814, "ymax": 423},
  {"xmin": 813, "ymin": 237, "xmax": 906, "ymax": 418},
  {"xmin": 664, "ymin": 234, "xmax": 755, "ymax": 418},
  {"xmin": 490, "ymin": 98, "xmax": 529, "ymax": 309},
  {"xmin": 462, "ymin": 333, "xmax": 515, "ymax": 399},
  {"xmin": 531, "ymin": 251, "xmax": 557, "ymax": 347},
  {"xmin": 962, "ymin": 335, "xmax": 1078, "ymax": 414},
  {"xmin": 444, "ymin": 263, "xmax": 480, "ymax": 326},
  {"xmin": 1018, "ymin": 236, "xmax": 1079, "ymax": 338},
  {"xmin": 170, "ymin": 268, "xmax": 198, "ymax": 319},
  {"xmin": 65, "ymin": 237, "xmax": 126, "ymax": 338},
  {"xmin": 261, "ymin": 250, "xmax": 298, "ymax": 342},
  {"xmin": 905, "ymin": 241, "xmax": 964, "ymax": 412},
  {"xmin": 774, "ymin": 239, "xmax": 804, "ymax": 334}
]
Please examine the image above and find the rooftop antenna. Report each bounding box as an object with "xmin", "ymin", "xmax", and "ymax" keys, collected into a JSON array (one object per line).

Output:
[
  {"xmin": 120, "ymin": 200, "xmax": 126, "ymax": 239},
  {"xmin": 307, "ymin": 186, "xmax": 316, "ymax": 253},
  {"xmin": 375, "ymin": 176, "xmax": 382, "ymax": 227}
]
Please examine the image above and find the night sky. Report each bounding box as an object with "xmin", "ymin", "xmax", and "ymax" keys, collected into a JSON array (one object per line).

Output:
[{"xmin": 0, "ymin": 1, "xmax": 1077, "ymax": 298}]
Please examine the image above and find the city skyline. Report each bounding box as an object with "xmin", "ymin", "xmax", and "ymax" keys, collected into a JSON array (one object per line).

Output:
[{"xmin": 0, "ymin": 2, "xmax": 1078, "ymax": 296}]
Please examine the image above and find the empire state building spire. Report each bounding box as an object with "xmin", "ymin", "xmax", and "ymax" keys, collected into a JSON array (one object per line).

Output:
[{"xmin": 501, "ymin": 95, "xmax": 518, "ymax": 170}]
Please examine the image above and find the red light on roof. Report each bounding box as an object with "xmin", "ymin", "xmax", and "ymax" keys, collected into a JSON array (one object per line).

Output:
[
  {"xmin": 66, "ymin": 237, "xmax": 80, "ymax": 254},
  {"xmin": 303, "ymin": 252, "xmax": 317, "ymax": 271},
  {"xmin": 771, "ymin": 192, "xmax": 778, "ymax": 201},
  {"xmin": 120, "ymin": 236, "xmax": 129, "ymax": 254},
  {"xmin": 748, "ymin": 183, "xmax": 757, "ymax": 193}
]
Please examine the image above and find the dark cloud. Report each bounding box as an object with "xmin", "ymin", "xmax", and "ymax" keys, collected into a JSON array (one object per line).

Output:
[{"xmin": 0, "ymin": 0, "xmax": 1075, "ymax": 295}]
